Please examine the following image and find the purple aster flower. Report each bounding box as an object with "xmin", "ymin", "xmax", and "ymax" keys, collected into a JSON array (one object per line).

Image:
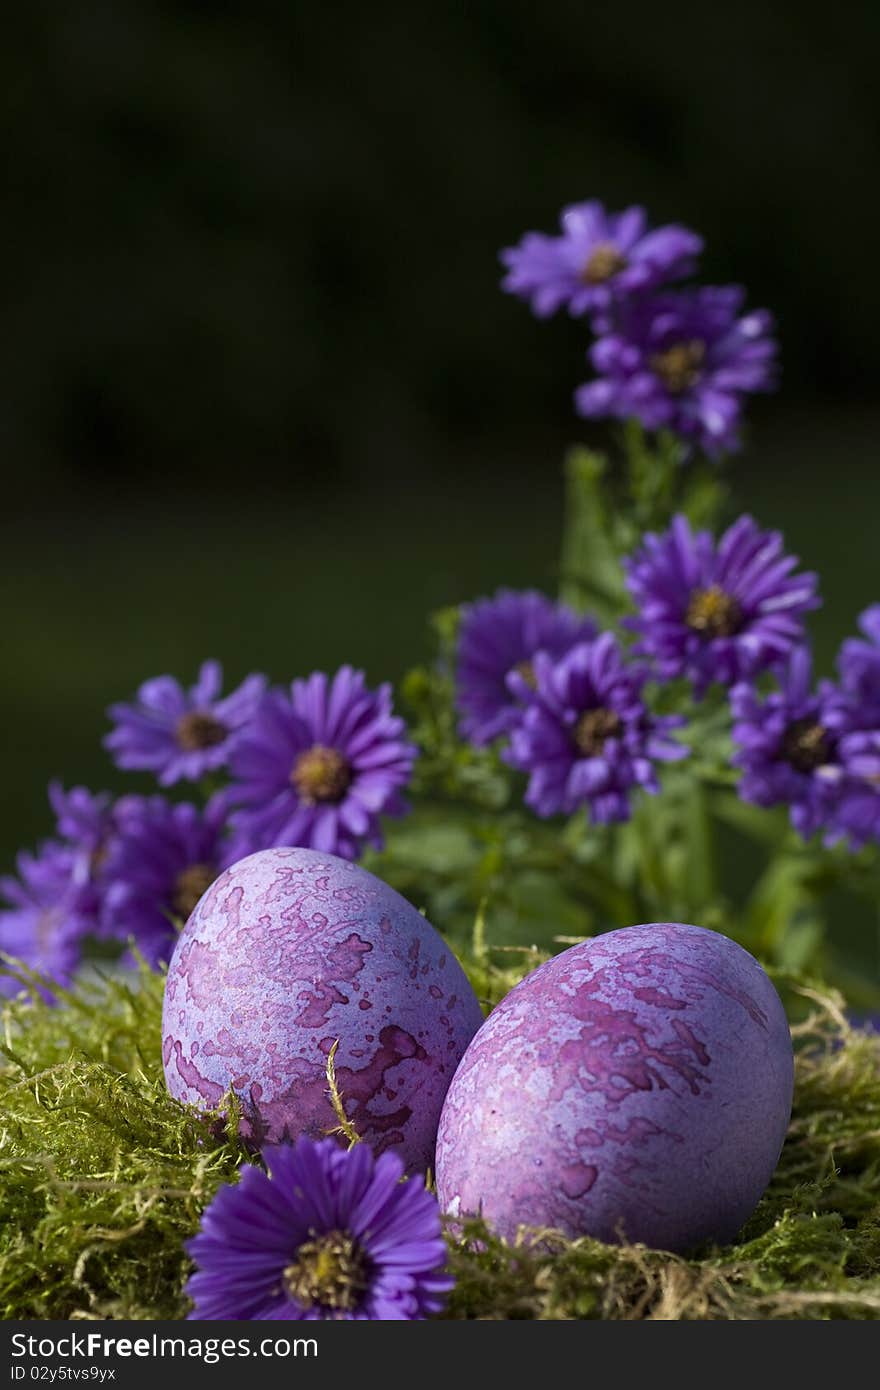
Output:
[
  {"xmin": 0, "ymin": 842, "xmax": 84, "ymax": 1000},
  {"xmin": 810, "ymin": 606, "xmax": 880, "ymax": 848},
  {"xmin": 48, "ymin": 781, "xmax": 116, "ymax": 929},
  {"xmin": 828, "ymin": 729, "xmax": 880, "ymax": 850},
  {"xmin": 225, "ymin": 667, "xmax": 415, "ymax": 862},
  {"xmin": 731, "ymin": 648, "xmax": 845, "ymax": 840},
  {"xmin": 505, "ymin": 634, "xmax": 687, "ymax": 824},
  {"xmin": 501, "ymin": 200, "xmax": 702, "ymax": 321},
  {"xmin": 0, "ymin": 783, "xmax": 118, "ymax": 1000},
  {"xmin": 185, "ymin": 1137, "xmax": 452, "ymax": 1320},
  {"xmin": 456, "ymin": 589, "xmax": 598, "ymax": 747},
  {"xmin": 575, "ymin": 285, "xmax": 777, "ymax": 456},
  {"xmin": 624, "ymin": 514, "xmax": 819, "ymax": 695},
  {"xmin": 50, "ymin": 781, "xmax": 114, "ymax": 854},
  {"xmin": 101, "ymin": 796, "xmax": 225, "ymax": 966},
  {"xmin": 105, "ymin": 660, "xmax": 267, "ymax": 786},
  {"xmin": 837, "ymin": 605, "xmax": 880, "ymax": 715}
]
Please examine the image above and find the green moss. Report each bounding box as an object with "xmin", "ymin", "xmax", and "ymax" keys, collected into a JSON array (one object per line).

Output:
[
  {"xmin": 1, "ymin": 957, "xmax": 878, "ymax": 1320},
  {"xmin": 0, "ymin": 962, "xmax": 248, "ymax": 1320}
]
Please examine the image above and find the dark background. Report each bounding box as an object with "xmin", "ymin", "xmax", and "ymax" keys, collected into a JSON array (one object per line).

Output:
[{"xmin": 4, "ymin": 1, "xmax": 880, "ymax": 869}]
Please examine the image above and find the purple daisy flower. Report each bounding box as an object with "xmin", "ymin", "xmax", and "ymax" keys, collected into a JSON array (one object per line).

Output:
[
  {"xmin": 105, "ymin": 660, "xmax": 267, "ymax": 786},
  {"xmin": 101, "ymin": 796, "xmax": 225, "ymax": 967},
  {"xmin": 810, "ymin": 606, "xmax": 880, "ymax": 848},
  {"xmin": 185, "ymin": 1137, "xmax": 452, "ymax": 1320},
  {"xmin": 837, "ymin": 605, "xmax": 880, "ymax": 715},
  {"xmin": 0, "ymin": 784, "xmax": 116, "ymax": 999},
  {"xmin": 501, "ymin": 200, "xmax": 702, "ymax": 321},
  {"xmin": 575, "ymin": 285, "xmax": 777, "ymax": 456},
  {"xmin": 731, "ymin": 648, "xmax": 845, "ymax": 841},
  {"xmin": 456, "ymin": 589, "xmax": 598, "ymax": 747},
  {"xmin": 0, "ymin": 842, "xmax": 84, "ymax": 1000},
  {"xmin": 624, "ymin": 514, "xmax": 819, "ymax": 695},
  {"xmin": 829, "ymin": 729, "xmax": 880, "ymax": 850},
  {"xmin": 50, "ymin": 782, "xmax": 115, "ymax": 850},
  {"xmin": 49, "ymin": 781, "xmax": 116, "ymax": 927},
  {"xmin": 505, "ymin": 634, "xmax": 687, "ymax": 824},
  {"xmin": 225, "ymin": 667, "xmax": 416, "ymax": 862}
]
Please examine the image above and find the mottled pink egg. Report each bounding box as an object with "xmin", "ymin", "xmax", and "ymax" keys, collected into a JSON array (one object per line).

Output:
[
  {"xmin": 435, "ymin": 923, "xmax": 793, "ymax": 1251},
  {"xmin": 162, "ymin": 846, "xmax": 484, "ymax": 1174}
]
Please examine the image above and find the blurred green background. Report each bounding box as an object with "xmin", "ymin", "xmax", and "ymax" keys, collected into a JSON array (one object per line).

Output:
[{"xmin": 4, "ymin": 1, "xmax": 880, "ymax": 898}]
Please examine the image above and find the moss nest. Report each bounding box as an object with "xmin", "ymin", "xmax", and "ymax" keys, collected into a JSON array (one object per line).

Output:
[{"xmin": 1, "ymin": 955, "xmax": 879, "ymax": 1320}]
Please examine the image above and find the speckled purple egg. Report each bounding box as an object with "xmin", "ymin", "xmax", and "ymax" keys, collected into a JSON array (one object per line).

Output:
[
  {"xmin": 435, "ymin": 923, "xmax": 793, "ymax": 1251},
  {"xmin": 162, "ymin": 846, "xmax": 484, "ymax": 1174}
]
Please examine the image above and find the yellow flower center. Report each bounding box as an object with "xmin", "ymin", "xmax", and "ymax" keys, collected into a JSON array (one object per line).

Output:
[
  {"xmin": 781, "ymin": 718, "xmax": 830, "ymax": 773},
  {"xmin": 686, "ymin": 586, "xmax": 743, "ymax": 640},
  {"xmin": 176, "ymin": 711, "xmax": 227, "ymax": 751},
  {"xmin": 581, "ymin": 242, "xmax": 627, "ymax": 285},
  {"xmin": 283, "ymin": 1231, "xmax": 368, "ymax": 1312},
  {"xmin": 650, "ymin": 339, "xmax": 706, "ymax": 394},
  {"xmin": 512, "ymin": 659, "xmax": 537, "ymax": 690},
  {"xmin": 291, "ymin": 746, "xmax": 352, "ymax": 804},
  {"xmin": 172, "ymin": 863, "xmax": 217, "ymax": 920},
  {"xmin": 573, "ymin": 707, "xmax": 622, "ymax": 756}
]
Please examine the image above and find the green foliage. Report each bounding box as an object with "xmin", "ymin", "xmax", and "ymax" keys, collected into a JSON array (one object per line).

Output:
[
  {"xmin": 1, "ymin": 958, "xmax": 878, "ymax": 1320},
  {"xmin": 559, "ymin": 449, "xmax": 630, "ymax": 624},
  {"xmin": 559, "ymin": 432, "xmax": 727, "ymax": 622},
  {"xmin": 373, "ymin": 680, "xmax": 880, "ymax": 1005},
  {"xmin": 379, "ymin": 430, "xmax": 880, "ymax": 1003},
  {"xmin": 400, "ymin": 608, "xmax": 511, "ymax": 810}
]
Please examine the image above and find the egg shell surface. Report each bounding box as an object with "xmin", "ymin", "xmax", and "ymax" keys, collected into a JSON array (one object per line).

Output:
[
  {"xmin": 162, "ymin": 846, "xmax": 484, "ymax": 1174},
  {"xmin": 435, "ymin": 922, "xmax": 793, "ymax": 1251}
]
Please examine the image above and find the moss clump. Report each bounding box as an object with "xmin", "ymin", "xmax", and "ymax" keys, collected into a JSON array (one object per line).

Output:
[
  {"xmin": 1, "ymin": 957, "xmax": 878, "ymax": 1320},
  {"xmin": 0, "ymin": 963, "xmax": 248, "ymax": 1320}
]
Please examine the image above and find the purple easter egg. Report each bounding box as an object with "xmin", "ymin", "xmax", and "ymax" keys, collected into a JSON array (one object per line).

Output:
[
  {"xmin": 435, "ymin": 923, "xmax": 793, "ymax": 1251},
  {"xmin": 162, "ymin": 846, "xmax": 484, "ymax": 1174}
]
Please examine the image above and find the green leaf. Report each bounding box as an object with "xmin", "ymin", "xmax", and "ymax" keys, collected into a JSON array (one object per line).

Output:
[
  {"xmin": 558, "ymin": 448, "xmax": 628, "ymax": 622},
  {"xmin": 681, "ymin": 779, "xmax": 717, "ymax": 911},
  {"xmin": 711, "ymin": 790, "xmax": 791, "ymax": 847},
  {"xmin": 375, "ymin": 820, "xmax": 480, "ymax": 875},
  {"xmin": 742, "ymin": 854, "xmax": 825, "ymax": 963}
]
